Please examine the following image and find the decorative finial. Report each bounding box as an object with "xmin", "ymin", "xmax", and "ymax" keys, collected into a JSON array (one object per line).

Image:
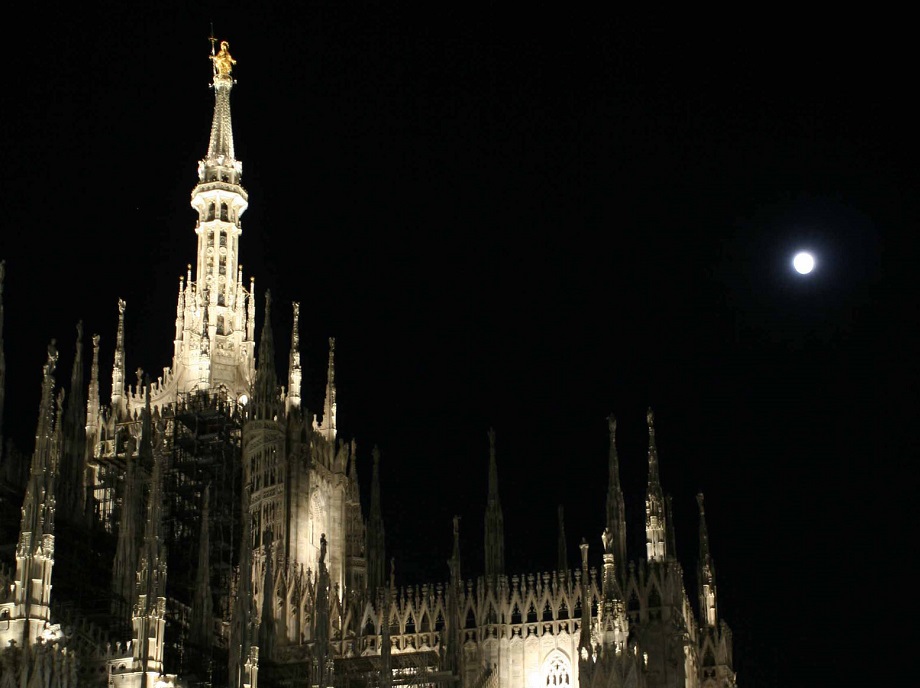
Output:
[
  {"xmin": 211, "ymin": 39, "xmax": 236, "ymax": 78},
  {"xmin": 602, "ymin": 527, "xmax": 613, "ymax": 555},
  {"xmin": 488, "ymin": 427, "xmax": 496, "ymax": 454},
  {"xmin": 647, "ymin": 407, "xmax": 655, "ymax": 428},
  {"xmin": 607, "ymin": 413, "xmax": 617, "ymax": 436},
  {"xmin": 697, "ymin": 492, "xmax": 705, "ymax": 515}
]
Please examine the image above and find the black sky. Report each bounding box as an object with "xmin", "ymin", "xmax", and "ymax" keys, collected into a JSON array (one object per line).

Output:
[{"xmin": 1, "ymin": 5, "xmax": 915, "ymax": 686}]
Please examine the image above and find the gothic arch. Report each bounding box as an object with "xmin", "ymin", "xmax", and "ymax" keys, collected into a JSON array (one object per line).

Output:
[{"xmin": 542, "ymin": 650, "xmax": 572, "ymax": 687}]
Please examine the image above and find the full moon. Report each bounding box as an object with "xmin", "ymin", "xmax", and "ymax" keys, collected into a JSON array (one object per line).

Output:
[{"xmin": 793, "ymin": 251, "xmax": 815, "ymax": 274}]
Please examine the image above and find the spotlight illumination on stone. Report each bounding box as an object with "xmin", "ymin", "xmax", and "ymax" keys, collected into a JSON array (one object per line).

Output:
[
  {"xmin": 238, "ymin": 393, "xmax": 249, "ymax": 406},
  {"xmin": 793, "ymin": 252, "xmax": 815, "ymax": 274}
]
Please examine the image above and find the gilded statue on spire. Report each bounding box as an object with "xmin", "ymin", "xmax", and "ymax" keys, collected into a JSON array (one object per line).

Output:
[{"xmin": 211, "ymin": 40, "xmax": 236, "ymax": 78}]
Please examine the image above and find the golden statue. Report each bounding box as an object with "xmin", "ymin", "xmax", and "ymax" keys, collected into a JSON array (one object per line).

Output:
[{"xmin": 211, "ymin": 40, "xmax": 236, "ymax": 78}]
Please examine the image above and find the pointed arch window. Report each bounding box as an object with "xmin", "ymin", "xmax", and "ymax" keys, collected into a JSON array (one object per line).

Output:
[{"xmin": 543, "ymin": 652, "xmax": 571, "ymax": 687}]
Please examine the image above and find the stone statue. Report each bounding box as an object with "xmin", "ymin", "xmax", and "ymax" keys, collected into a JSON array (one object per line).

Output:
[
  {"xmin": 211, "ymin": 40, "xmax": 236, "ymax": 78},
  {"xmin": 602, "ymin": 527, "xmax": 613, "ymax": 555},
  {"xmin": 319, "ymin": 533, "xmax": 327, "ymax": 565}
]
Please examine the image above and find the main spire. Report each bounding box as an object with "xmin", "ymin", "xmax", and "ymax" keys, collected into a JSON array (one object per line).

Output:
[{"xmin": 201, "ymin": 39, "xmax": 240, "ymax": 185}]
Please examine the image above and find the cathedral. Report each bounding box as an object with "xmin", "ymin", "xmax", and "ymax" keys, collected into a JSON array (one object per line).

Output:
[{"xmin": 0, "ymin": 41, "xmax": 738, "ymax": 688}]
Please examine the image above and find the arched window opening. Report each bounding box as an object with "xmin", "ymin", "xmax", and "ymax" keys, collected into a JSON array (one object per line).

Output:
[
  {"xmin": 543, "ymin": 654, "xmax": 571, "ymax": 687},
  {"xmin": 526, "ymin": 603, "xmax": 537, "ymax": 624},
  {"xmin": 464, "ymin": 608, "xmax": 476, "ymax": 629},
  {"xmin": 511, "ymin": 605, "xmax": 522, "ymax": 625}
]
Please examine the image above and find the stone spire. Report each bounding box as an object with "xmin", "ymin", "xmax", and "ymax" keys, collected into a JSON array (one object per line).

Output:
[
  {"xmin": 577, "ymin": 539, "xmax": 592, "ymax": 661},
  {"xmin": 202, "ymin": 40, "xmax": 239, "ymax": 183},
  {"xmin": 60, "ymin": 322, "xmax": 86, "ymax": 523},
  {"xmin": 319, "ymin": 337, "xmax": 337, "ymax": 441},
  {"xmin": 0, "ymin": 260, "xmax": 5, "ymax": 468},
  {"xmin": 286, "ymin": 301, "xmax": 302, "ymax": 414},
  {"xmin": 366, "ymin": 446, "xmax": 386, "ymax": 595},
  {"xmin": 13, "ymin": 342, "xmax": 59, "ymax": 649},
  {"xmin": 665, "ymin": 493, "xmax": 677, "ymax": 562},
  {"xmin": 484, "ymin": 428, "xmax": 504, "ymax": 583},
  {"xmin": 697, "ymin": 493, "xmax": 718, "ymax": 627},
  {"xmin": 190, "ymin": 486, "xmax": 214, "ymax": 648},
  {"xmin": 132, "ymin": 407, "xmax": 168, "ymax": 678},
  {"xmin": 111, "ymin": 299, "xmax": 127, "ymax": 417},
  {"xmin": 605, "ymin": 414, "xmax": 628, "ymax": 583},
  {"xmin": 251, "ymin": 291, "xmax": 279, "ymax": 421},
  {"xmin": 557, "ymin": 505, "xmax": 568, "ymax": 576},
  {"xmin": 645, "ymin": 408, "xmax": 668, "ymax": 562},
  {"xmin": 83, "ymin": 333, "xmax": 101, "ymax": 521}
]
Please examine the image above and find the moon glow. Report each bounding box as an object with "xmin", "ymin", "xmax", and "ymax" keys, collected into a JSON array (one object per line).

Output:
[{"xmin": 793, "ymin": 252, "xmax": 815, "ymax": 274}]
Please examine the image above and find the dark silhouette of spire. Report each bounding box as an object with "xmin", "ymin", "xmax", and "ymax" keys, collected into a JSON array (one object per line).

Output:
[
  {"xmin": 444, "ymin": 517, "xmax": 462, "ymax": 675},
  {"xmin": 557, "ymin": 505, "xmax": 568, "ymax": 576},
  {"xmin": 484, "ymin": 428, "xmax": 504, "ymax": 583},
  {"xmin": 366, "ymin": 446, "xmax": 386, "ymax": 595},
  {"xmin": 313, "ymin": 534, "xmax": 332, "ymax": 687},
  {"xmin": 252, "ymin": 291, "xmax": 280, "ymax": 421},
  {"xmin": 60, "ymin": 322, "xmax": 86, "ymax": 523},
  {"xmin": 605, "ymin": 414, "xmax": 628, "ymax": 583},
  {"xmin": 190, "ymin": 486, "xmax": 214, "ymax": 648}
]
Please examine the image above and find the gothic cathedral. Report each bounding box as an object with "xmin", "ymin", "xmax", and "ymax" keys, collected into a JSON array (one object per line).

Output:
[{"xmin": 0, "ymin": 42, "xmax": 738, "ymax": 688}]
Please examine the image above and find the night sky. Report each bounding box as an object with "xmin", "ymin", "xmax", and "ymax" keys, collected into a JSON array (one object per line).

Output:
[{"xmin": 1, "ymin": 5, "xmax": 914, "ymax": 686}]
